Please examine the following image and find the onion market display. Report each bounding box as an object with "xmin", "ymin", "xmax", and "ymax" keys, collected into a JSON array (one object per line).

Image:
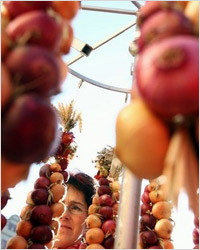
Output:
[
  {"xmin": 138, "ymin": 177, "xmax": 174, "ymax": 249},
  {"xmin": 80, "ymin": 147, "xmax": 122, "ymax": 249},
  {"xmin": 5, "ymin": 101, "xmax": 82, "ymax": 249},
  {"xmin": 1, "ymin": 1, "xmax": 79, "ymax": 232},
  {"xmin": 1, "ymin": 1, "xmax": 79, "ymax": 193},
  {"xmin": 116, "ymin": 0, "xmax": 199, "ymax": 216}
]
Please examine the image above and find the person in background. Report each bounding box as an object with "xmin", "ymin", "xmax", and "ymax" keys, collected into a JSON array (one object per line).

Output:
[{"xmin": 54, "ymin": 172, "xmax": 96, "ymax": 249}]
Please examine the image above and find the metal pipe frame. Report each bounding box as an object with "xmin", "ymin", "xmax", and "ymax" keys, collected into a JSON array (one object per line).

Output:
[
  {"xmin": 66, "ymin": 5, "xmax": 143, "ymax": 247},
  {"xmin": 67, "ymin": 21, "xmax": 137, "ymax": 94},
  {"xmin": 68, "ymin": 68, "xmax": 131, "ymax": 94},
  {"xmin": 131, "ymin": 1, "xmax": 142, "ymax": 9},
  {"xmin": 67, "ymin": 20, "xmax": 136, "ymax": 66},
  {"xmin": 81, "ymin": 5, "xmax": 137, "ymax": 15},
  {"xmin": 114, "ymin": 168, "xmax": 142, "ymax": 249}
]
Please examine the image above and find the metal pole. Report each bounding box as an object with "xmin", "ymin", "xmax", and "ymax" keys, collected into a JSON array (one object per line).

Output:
[
  {"xmin": 67, "ymin": 21, "xmax": 136, "ymax": 66},
  {"xmin": 81, "ymin": 5, "xmax": 137, "ymax": 15},
  {"xmin": 115, "ymin": 167, "xmax": 142, "ymax": 249},
  {"xmin": 131, "ymin": 1, "xmax": 142, "ymax": 9},
  {"xmin": 93, "ymin": 21, "xmax": 136, "ymax": 51},
  {"xmin": 68, "ymin": 68, "xmax": 131, "ymax": 94}
]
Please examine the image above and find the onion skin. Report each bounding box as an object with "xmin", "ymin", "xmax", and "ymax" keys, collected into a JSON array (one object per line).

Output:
[
  {"xmin": 31, "ymin": 189, "xmax": 49, "ymax": 205},
  {"xmin": 137, "ymin": 1, "xmax": 186, "ymax": 27},
  {"xmin": 28, "ymin": 243, "xmax": 46, "ymax": 249},
  {"xmin": 98, "ymin": 185, "xmax": 111, "ymax": 196},
  {"xmin": 103, "ymin": 235, "xmax": 114, "ymax": 249},
  {"xmin": 52, "ymin": 1, "xmax": 79, "ymax": 20},
  {"xmin": 86, "ymin": 228, "xmax": 105, "ymax": 245},
  {"xmin": 184, "ymin": 1, "xmax": 199, "ymax": 35},
  {"xmin": 6, "ymin": 235, "xmax": 28, "ymax": 249},
  {"xmin": 99, "ymin": 177, "xmax": 110, "ymax": 186},
  {"xmin": 1, "ymin": 31, "xmax": 11, "ymax": 59},
  {"xmin": 1, "ymin": 95, "xmax": 59, "ymax": 164},
  {"xmin": 140, "ymin": 214, "xmax": 156, "ymax": 230},
  {"xmin": 102, "ymin": 220, "xmax": 116, "ymax": 235},
  {"xmin": 34, "ymin": 177, "xmax": 51, "ymax": 190},
  {"xmin": 39, "ymin": 164, "xmax": 51, "ymax": 178},
  {"xmin": 1, "ymin": 214, "xmax": 7, "ymax": 230},
  {"xmin": 5, "ymin": 46, "xmax": 61, "ymax": 97},
  {"xmin": 30, "ymin": 225, "xmax": 53, "ymax": 244},
  {"xmin": 135, "ymin": 36, "xmax": 199, "ymax": 118},
  {"xmin": 137, "ymin": 10, "xmax": 193, "ymax": 52},
  {"xmin": 1, "ymin": 63, "xmax": 13, "ymax": 109},
  {"xmin": 99, "ymin": 194, "xmax": 114, "ymax": 207},
  {"xmin": 30, "ymin": 205, "xmax": 53, "ymax": 225},
  {"xmin": 6, "ymin": 11, "xmax": 62, "ymax": 51},
  {"xmin": 141, "ymin": 231, "xmax": 158, "ymax": 247},
  {"xmin": 59, "ymin": 21, "xmax": 73, "ymax": 54},
  {"xmin": 86, "ymin": 244, "xmax": 105, "ymax": 249},
  {"xmin": 116, "ymin": 99, "xmax": 170, "ymax": 180},
  {"xmin": 4, "ymin": 1, "xmax": 51, "ymax": 19},
  {"xmin": 98, "ymin": 206, "xmax": 113, "ymax": 220}
]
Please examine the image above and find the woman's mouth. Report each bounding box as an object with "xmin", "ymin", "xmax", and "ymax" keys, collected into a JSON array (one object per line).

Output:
[{"xmin": 61, "ymin": 224, "xmax": 72, "ymax": 230}]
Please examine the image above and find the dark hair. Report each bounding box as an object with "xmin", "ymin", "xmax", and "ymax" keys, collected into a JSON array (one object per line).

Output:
[{"xmin": 67, "ymin": 172, "xmax": 96, "ymax": 207}]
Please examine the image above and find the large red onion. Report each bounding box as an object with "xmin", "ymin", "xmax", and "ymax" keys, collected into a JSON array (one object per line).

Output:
[
  {"xmin": 6, "ymin": 11, "xmax": 62, "ymax": 51},
  {"xmin": 193, "ymin": 227, "xmax": 199, "ymax": 245},
  {"xmin": 99, "ymin": 194, "xmax": 114, "ymax": 207},
  {"xmin": 99, "ymin": 206, "xmax": 113, "ymax": 220},
  {"xmin": 137, "ymin": 1, "xmax": 184, "ymax": 27},
  {"xmin": 1, "ymin": 95, "xmax": 60, "ymax": 163},
  {"xmin": 5, "ymin": 46, "xmax": 61, "ymax": 97},
  {"xmin": 103, "ymin": 235, "xmax": 114, "ymax": 249},
  {"xmin": 135, "ymin": 36, "xmax": 199, "ymax": 118},
  {"xmin": 102, "ymin": 220, "xmax": 116, "ymax": 235},
  {"xmin": 39, "ymin": 164, "xmax": 51, "ymax": 178},
  {"xmin": 4, "ymin": 1, "xmax": 51, "ymax": 19},
  {"xmin": 34, "ymin": 177, "xmax": 51, "ymax": 190},
  {"xmin": 30, "ymin": 225, "xmax": 53, "ymax": 244},
  {"xmin": 31, "ymin": 189, "xmax": 49, "ymax": 205},
  {"xmin": 30, "ymin": 205, "xmax": 52, "ymax": 225},
  {"xmin": 28, "ymin": 243, "xmax": 46, "ymax": 249},
  {"xmin": 141, "ymin": 231, "xmax": 158, "ymax": 247},
  {"xmin": 137, "ymin": 10, "xmax": 193, "ymax": 52}
]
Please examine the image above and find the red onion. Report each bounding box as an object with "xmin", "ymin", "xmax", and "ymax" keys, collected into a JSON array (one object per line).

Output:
[
  {"xmin": 6, "ymin": 11, "xmax": 62, "ymax": 51},
  {"xmin": 30, "ymin": 225, "xmax": 53, "ymax": 244},
  {"xmin": 1, "ymin": 214, "xmax": 7, "ymax": 230},
  {"xmin": 99, "ymin": 194, "xmax": 114, "ymax": 207},
  {"xmin": 137, "ymin": 10, "xmax": 193, "ymax": 52},
  {"xmin": 99, "ymin": 177, "xmax": 110, "ymax": 186},
  {"xmin": 34, "ymin": 177, "xmax": 50, "ymax": 190},
  {"xmin": 137, "ymin": 1, "xmax": 182, "ymax": 27},
  {"xmin": 98, "ymin": 185, "xmax": 111, "ymax": 196},
  {"xmin": 135, "ymin": 36, "xmax": 199, "ymax": 118},
  {"xmin": 102, "ymin": 220, "xmax": 116, "ymax": 235},
  {"xmin": 30, "ymin": 205, "xmax": 52, "ymax": 225},
  {"xmin": 4, "ymin": 1, "xmax": 51, "ymax": 19},
  {"xmin": 141, "ymin": 192, "xmax": 151, "ymax": 204}
]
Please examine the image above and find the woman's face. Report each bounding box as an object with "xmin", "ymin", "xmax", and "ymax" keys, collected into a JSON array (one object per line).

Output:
[{"xmin": 54, "ymin": 185, "xmax": 88, "ymax": 248}]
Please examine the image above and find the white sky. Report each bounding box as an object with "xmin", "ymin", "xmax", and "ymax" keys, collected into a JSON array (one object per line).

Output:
[{"xmin": 2, "ymin": 1, "xmax": 195, "ymax": 249}]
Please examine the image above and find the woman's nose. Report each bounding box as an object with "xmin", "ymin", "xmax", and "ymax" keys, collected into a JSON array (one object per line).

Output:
[{"xmin": 61, "ymin": 207, "xmax": 71, "ymax": 220}]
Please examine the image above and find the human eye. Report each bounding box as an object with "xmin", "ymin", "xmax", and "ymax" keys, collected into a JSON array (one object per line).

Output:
[{"xmin": 70, "ymin": 204, "xmax": 82, "ymax": 212}]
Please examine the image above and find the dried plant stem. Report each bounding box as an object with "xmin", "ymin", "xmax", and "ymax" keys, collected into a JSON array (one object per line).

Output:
[{"xmin": 162, "ymin": 128, "xmax": 199, "ymax": 216}]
